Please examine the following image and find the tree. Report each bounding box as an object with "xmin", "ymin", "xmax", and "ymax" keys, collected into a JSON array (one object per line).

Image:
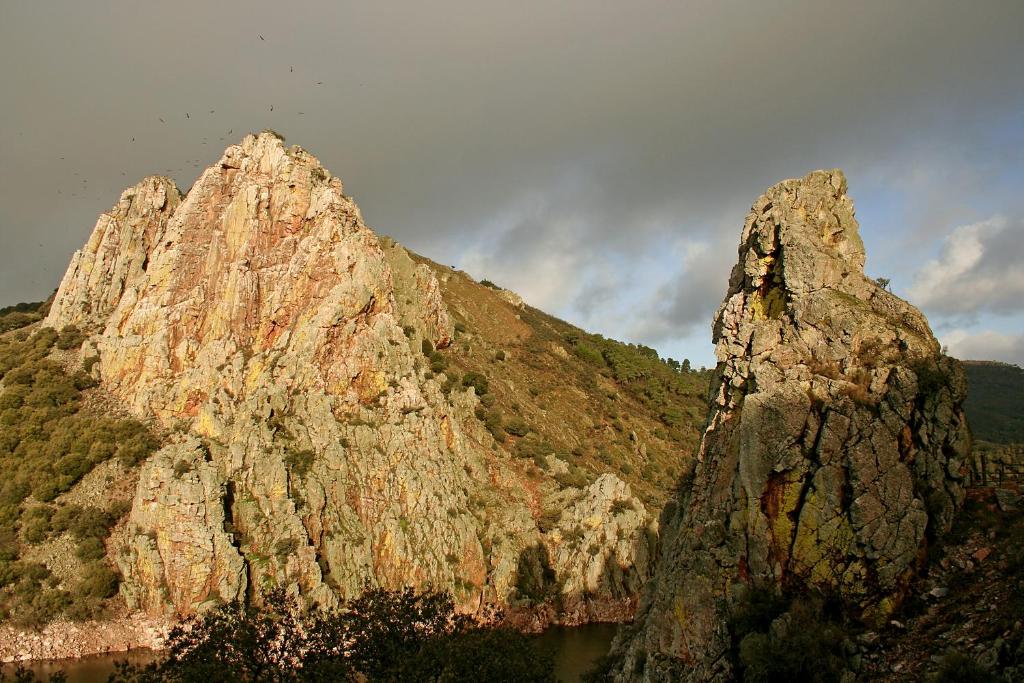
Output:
[
  {"xmin": 110, "ymin": 587, "xmax": 553, "ymax": 682},
  {"xmin": 875, "ymin": 277, "xmax": 891, "ymax": 291}
]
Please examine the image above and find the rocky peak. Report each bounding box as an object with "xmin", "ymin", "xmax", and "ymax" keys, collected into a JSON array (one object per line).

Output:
[
  {"xmin": 610, "ymin": 170, "xmax": 970, "ymax": 681},
  {"xmin": 46, "ymin": 175, "xmax": 181, "ymax": 332},
  {"xmin": 44, "ymin": 132, "xmax": 653, "ymax": 625}
]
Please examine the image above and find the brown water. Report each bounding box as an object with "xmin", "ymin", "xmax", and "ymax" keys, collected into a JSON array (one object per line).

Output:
[{"xmin": 4, "ymin": 622, "xmax": 618, "ymax": 682}]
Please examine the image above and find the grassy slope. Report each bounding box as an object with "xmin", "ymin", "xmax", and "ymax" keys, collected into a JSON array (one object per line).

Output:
[{"xmin": 412, "ymin": 254, "xmax": 710, "ymax": 511}]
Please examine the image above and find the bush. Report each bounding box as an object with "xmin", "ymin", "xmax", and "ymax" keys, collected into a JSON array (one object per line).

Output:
[
  {"xmin": 55, "ymin": 325, "xmax": 85, "ymax": 351},
  {"xmin": 77, "ymin": 562, "xmax": 119, "ymax": 600},
  {"xmin": 729, "ymin": 592, "xmax": 848, "ymax": 683},
  {"xmin": 75, "ymin": 537, "xmax": 106, "ymax": 561},
  {"xmin": 461, "ymin": 372, "xmax": 489, "ymax": 396},
  {"xmin": 931, "ymin": 652, "xmax": 1004, "ymax": 683},
  {"xmin": 609, "ymin": 499, "xmax": 634, "ymax": 515},
  {"xmin": 284, "ymin": 449, "xmax": 315, "ymax": 477},
  {"xmin": 110, "ymin": 587, "xmax": 553, "ymax": 682},
  {"xmin": 504, "ymin": 419, "xmax": 530, "ymax": 437},
  {"xmin": 484, "ymin": 411, "xmax": 506, "ymax": 443},
  {"xmin": 494, "ymin": 349, "xmax": 506, "ymax": 361}
]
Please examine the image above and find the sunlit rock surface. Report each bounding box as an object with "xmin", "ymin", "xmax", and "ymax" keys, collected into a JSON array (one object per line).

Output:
[{"xmin": 610, "ymin": 170, "xmax": 970, "ymax": 681}]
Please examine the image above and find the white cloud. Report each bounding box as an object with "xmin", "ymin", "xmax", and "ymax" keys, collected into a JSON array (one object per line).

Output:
[
  {"xmin": 909, "ymin": 216, "xmax": 1024, "ymax": 319},
  {"xmin": 942, "ymin": 328, "xmax": 1024, "ymax": 365}
]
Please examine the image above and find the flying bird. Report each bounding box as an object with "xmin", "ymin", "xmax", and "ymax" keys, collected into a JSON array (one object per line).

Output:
[
  {"xmin": 317, "ymin": 82, "xmax": 322, "ymax": 85},
  {"xmin": 290, "ymin": 66, "xmax": 293, "ymax": 72},
  {"xmin": 186, "ymin": 113, "xmax": 190, "ymax": 118},
  {"xmin": 159, "ymin": 118, "xmax": 164, "ymax": 123},
  {"xmin": 259, "ymin": 34, "xmax": 264, "ymax": 40},
  {"xmin": 270, "ymin": 105, "xmax": 274, "ymax": 111}
]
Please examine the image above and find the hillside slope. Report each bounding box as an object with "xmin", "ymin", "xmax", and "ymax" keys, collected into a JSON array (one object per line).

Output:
[{"xmin": 962, "ymin": 361, "xmax": 1024, "ymax": 444}]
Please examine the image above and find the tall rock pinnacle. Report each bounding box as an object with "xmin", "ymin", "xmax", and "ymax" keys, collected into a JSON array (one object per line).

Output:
[{"xmin": 610, "ymin": 170, "xmax": 971, "ymax": 681}]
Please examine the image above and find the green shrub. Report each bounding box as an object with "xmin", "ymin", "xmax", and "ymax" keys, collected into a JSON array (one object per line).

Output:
[
  {"xmin": 609, "ymin": 499, "xmax": 634, "ymax": 515},
  {"xmin": 462, "ymin": 372, "xmax": 489, "ymax": 396},
  {"xmin": 77, "ymin": 562, "xmax": 118, "ymax": 599},
  {"xmin": 284, "ymin": 449, "xmax": 315, "ymax": 477},
  {"xmin": 275, "ymin": 538, "xmax": 300, "ymax": 560},
  {"xmin": 75, "ymin": 537, "xmax": 106, "ymax": 561},
  {"xmin": 504, "ymin": 419, "xmax": 530, "ymax": 437},
  {"xmin": 494, "ymin": 349, "xmax": 506, "ymax": 361},
  {"xmin": 56, "ymin": 325, "xmax": 86, "ymax": 350},
  {"xmin": 729, "ymin": 592, "xmax": 848, "ymax": 683},
  {"xmin": 484, "ymin": 411, "xmax": 506, "ymax": 442}
]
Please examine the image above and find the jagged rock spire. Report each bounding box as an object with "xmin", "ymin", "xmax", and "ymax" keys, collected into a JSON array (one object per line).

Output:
[{"xmin": 610, "ymin": 170, "xmax": 970, "ymax": 681}]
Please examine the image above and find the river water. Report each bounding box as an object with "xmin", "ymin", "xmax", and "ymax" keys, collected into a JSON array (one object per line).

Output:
[{"xmin": 4, "ymin": 622, "xmax": 618, "ymax": 682}]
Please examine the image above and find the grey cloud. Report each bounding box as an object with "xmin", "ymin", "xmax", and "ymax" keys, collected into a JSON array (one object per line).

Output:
[
  {"xmin": 2, "ymin": 0, "xmax": 1023, "ymax": 363},
  {"xmin": 910, "ymin": 217, "xmax": 1024, "ymax": 321},
  {"xmin": 944, "ymin": 329, "xmax": 1024, "ymax": 367}
]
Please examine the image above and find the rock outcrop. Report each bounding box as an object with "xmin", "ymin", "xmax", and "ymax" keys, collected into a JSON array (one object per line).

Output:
[
  {"xmin": 46, "ymin": 132, "xmax": 653, "ymax": 623},
  {"xmin": 610, "ymin": 170, "xmax": 970, "ymax": 681}
]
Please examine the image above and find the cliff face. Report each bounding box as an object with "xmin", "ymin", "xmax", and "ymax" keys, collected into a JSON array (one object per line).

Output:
[
  {"xmin": 46, "ymin": 132, "xmax": 655, "ymax": 621},
  {"xmin": 611, "ymin": 170, "xmax": 971, "ymax": 681}
]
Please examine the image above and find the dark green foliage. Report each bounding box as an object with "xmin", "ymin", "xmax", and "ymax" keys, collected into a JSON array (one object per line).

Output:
[
  {"xmin": 562, "ymin": 331, "xmax": 705, "ymax": 445},
  {"xmin": 421, "ymin": 338, "xmax": 434, "ymax": 356},
  {"xmin": 429, "ymin": 350, "xmax": 447, "ymax": 373},
  {"xmin": 77, "ymin": 562, "xmax": 119, "ymax": 599},
  {"xmin": 554, "ymin": 466, "xmax": 590, "ymax": 489},
  {"xmin": 728, "ymin": 590, "xmax": 848, "ymax": 683},
  {"xmin": 275, "ymin": 538, "xmax": 300, "ymax": 560},
  {"xmin": 515, "ymin": 437, "xmax": 553, "ymax": 468},
  {"xmin": 284, "ymin": 449, "xmax": 315, "ymax": 478},
  {"xmin": 609, "ymin": 499, "xmax": 634, "ymax": 515},
  {"xmin": 461, "ymin": 371, "xmax": 489, "ymax": 396},
  {"xmin": 0, "ymin": 664, "xmax": 65, "ymax": 681},
  {"xmin": 110, "ymin": 587, "xmax": 553, "ymax": 682},
  {"xmin": 514, "ymin": 545, "xmax": 558, "ymax": 604},
  {"xmin": 0, "ymin": 329, "xmax": 160, "ymax": 527},
  {"xmin": 962, "ymin": 361, "xmax": 1024, "ymax": 444},
  {"xmin": 504, "ymin": 418, "xmax": 530, "ymax": 437},
  {"xmin": 494, "ymin": 349, "xmax": 506, "ymax": 361},
  {"xmin": 484, "ymin": 410, "xmax": 506, "ymax": 442},
  {"xmin": 0, "ymin": 300, "xmax": 47, "ymax": 334},
  {"xmin": 480, "ymin": 279, "xmax": 500, "ymax": 289},
  {"xmin": 931, "ymin": 652, "xmax": 1005, "ymax": 683},
  {"xmin": 453, "ymin": 322, "xmax": 467, "ymax": 334},
  {"xmin": 55, "ymin": 325, "xmax": 85, "ymax": 350}
]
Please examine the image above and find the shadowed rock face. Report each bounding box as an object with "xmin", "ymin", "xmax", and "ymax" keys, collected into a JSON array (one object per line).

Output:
[
  {"xmin": 47, "ymin": 132, "xmax": 654, "ymax": 621},
  {"xmin": 610, "ymin": 170, "xmax": 970, "ymax": 681}
]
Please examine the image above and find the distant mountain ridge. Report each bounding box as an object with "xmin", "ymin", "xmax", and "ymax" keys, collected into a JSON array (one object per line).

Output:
[{"xmin": 961, "ymin": 360, "xmax": 1024, "ymax": 444}]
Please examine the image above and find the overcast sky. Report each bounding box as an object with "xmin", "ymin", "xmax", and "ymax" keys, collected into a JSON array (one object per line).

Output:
[{"xmin": 2, "ymin": 1, "xmax": 1023, "ymax": 367}]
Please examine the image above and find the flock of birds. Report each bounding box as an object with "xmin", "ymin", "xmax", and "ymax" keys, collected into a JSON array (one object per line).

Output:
[{"xmin": 56, "ymin": 33, "xmax": 367, "ymax": 200}]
